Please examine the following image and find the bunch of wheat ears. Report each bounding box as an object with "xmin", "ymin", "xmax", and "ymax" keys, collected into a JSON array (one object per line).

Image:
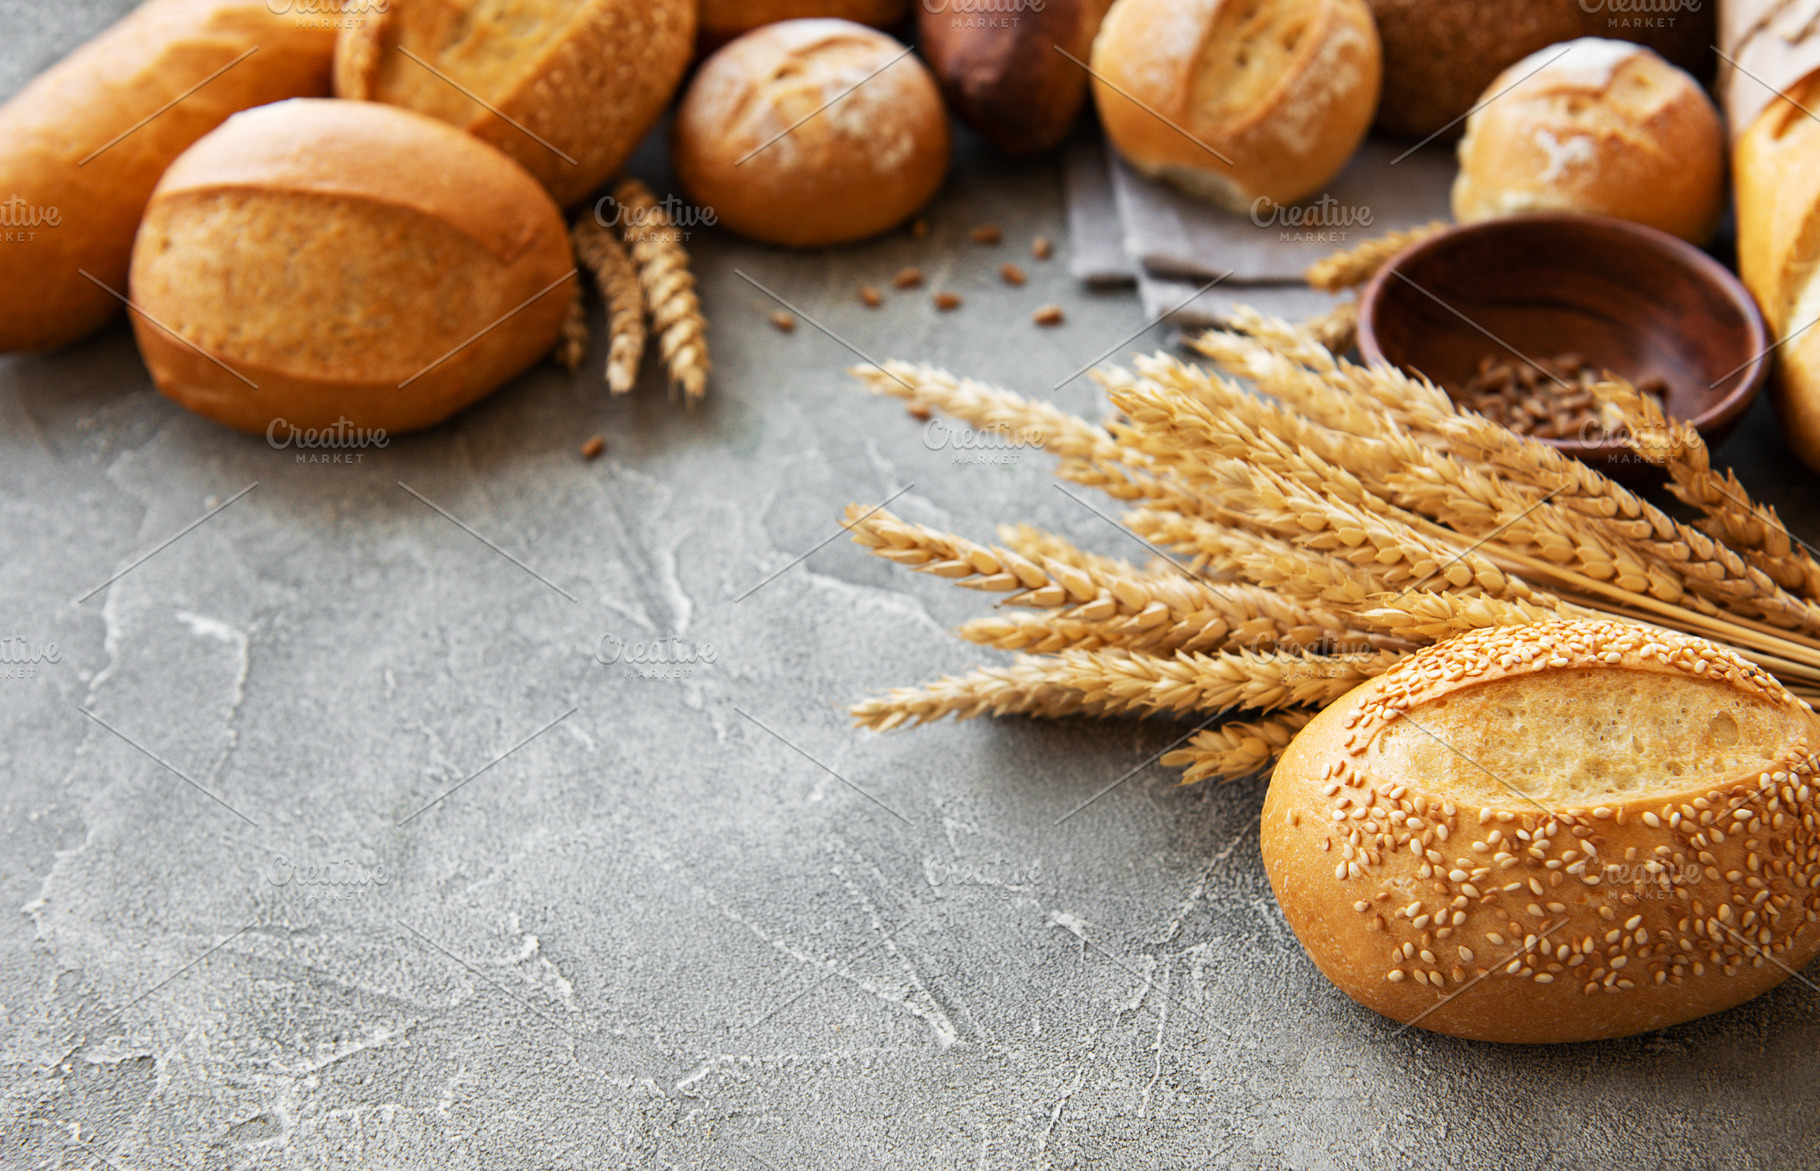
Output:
[{"xmin": 843, "ymin": 229, "xmax": 1820, "ymax": 784}]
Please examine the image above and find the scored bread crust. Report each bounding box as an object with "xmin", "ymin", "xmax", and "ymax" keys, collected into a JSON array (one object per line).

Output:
[
  {"xmin": 129, "ymin": 99, "xmax": 574, "ymax": 436},
  {"xmin": 1262, "ymin": 619, "xmax": 1820, "ymax": 1043},
  {"xmin": 0, "ymin": 0, "xmax": 336, "ymax": 353},
  {"xmin": 1087, "ymin": 0, "xmax": 1381, "ymax": 212},
  {"xmin": 672, "ymin": 20, "xmax": 950, "ymax": 248},
  {"xmin": 1451, "ymin": 40, "xmax": 1725, "ymax": 245},
  {"xmin": 333, "ymin": 0, "xmax": 695, "ymax": 209}
]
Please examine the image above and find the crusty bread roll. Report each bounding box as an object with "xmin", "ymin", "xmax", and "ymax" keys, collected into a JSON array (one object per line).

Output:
[
  {"xmin": 918, "ymin": 0, "xmax": 1114, "ymax": 156},
  {"xmin": 1367, "ymin": 0, "xmax": 1714, "ymax": 140},
  {"xmin": 1088, "ymin": 0, "xmax": 1381, "ymax": 213},
  {"xmin": 1738, "ymin": 72, "xmax": 1820, "ymax": 471},
  {"xmin": 128, "ymin": 100, "xmax": 575, "ymax": 436},
  {"xmin": 0, "ymin": 0, "xmax": 336, "ymax": 354},
  {"xmin": 1453, "ymin": 40, "xmax": 1725, "ymax": 245},
  {"xmin": 1263, "ymin": 620, "xmax": 1820, "ymax": 1043},
  {"xmin": 700, "ymin": 0, "xmax": 909, "ymax": 50},
  {"xmin": 333, "ymin": 0, "xmax": 695, "ymax": 209},
  {"xmin": 672, "ymin": 20, "xmax": 950, "ymax": 247}
]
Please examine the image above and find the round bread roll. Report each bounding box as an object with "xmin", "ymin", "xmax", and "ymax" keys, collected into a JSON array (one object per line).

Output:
[
  {"xmin": 699, "ymin": 0, "xmax": 909, "ymax": 50},
  {"xmin": 333, "ymin": 0, "xmax": 695, "ymax": 209},
  {"xmin": 1452, "ymin": 39, "xmax": 1725, "ymax": 245},
  {"xmin": 129, "ymin": 100, "xmax": 575, "ymax": 436},
  {"xmin": 1365, "ymin": 0, "xmax": 1714, "ymax": 140},
  {"xmin": 1088, "ymin": 0, "xmax": 1381, "ymax": 213},
  {"xmin": 672, "ymin": 20, "xmax": 950, "ymax": 248},
  {"xmin": 0, "ymin": 0, "xmax": 336, "ymax": 354},
  {"xmin": 1262, "ymin": 620, "xmax": 1820, "ymax": 1044}
]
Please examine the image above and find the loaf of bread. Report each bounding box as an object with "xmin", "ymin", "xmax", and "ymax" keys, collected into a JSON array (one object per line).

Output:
[
  {"xmin": 1367, "ymin": 0, "xmax": 1715, "ymax": 140},
  {"xmin": 1738, "ymin": 74, "xmax": 1820, "ymax": 471},
  {"xmin": 1088, "ymin": 0, "xmax": 1381, "ymax": 212},
  {"xmin": 700, "ymin": 0, "xmax": 909, "ymax": 51},
  {"xmin": 1262, "ymin": 620, "xmax": 1820, "ymax": 1043},
  {"xmin": 673, "ymin": 20, "xmax": 950, "ymax": 247},
  {"xmin": 0, "ymin": 0, "xmax": 336, "ymax": 354},
  {"xmin": 1453, "ymin": 40, "xmax": 1725, "ymax": 245},
  {"xmin": 128, "ymin": 100, "xmax": 575, "ymax": 436},
  {"xmin": 918, "ymin": 0, "xmax": 1113, "ymax": 156},
  {"xmin": 334, "ymin": 0, "xmax": 695, "ymax": 208}
]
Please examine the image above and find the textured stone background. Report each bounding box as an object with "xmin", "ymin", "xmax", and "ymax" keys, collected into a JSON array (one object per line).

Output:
[{"xmin": 3, "ymin": 4, "xmax": 1818, "ymax": 1168}]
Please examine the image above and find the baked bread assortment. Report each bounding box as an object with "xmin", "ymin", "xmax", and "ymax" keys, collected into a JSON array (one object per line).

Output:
[
  {"xmin": 0, "ymin": 0, "xmax": 336, "ymax": 353},
  {"xmin": 128, "ymin": 100, "xmax": 574, "ymax": 436},
  {"xmin": 333, "ymin": 0, "xmax": 695, "ymax": 208},
  {"xmin": 918, "ymin": 0, "xmax": 1114, "ymax": 156},
  {"xmin": 1087, "ymin": 0, "xmax": 1381, "ymax": 212},
  {"xmin": 1452, "ymin": 40, "xmax": 1725, "ymax": 245},
  {"xmin": 672, "ymin": 20, "xmax": 950, "ymax": 247},
  {"xmin": 1738, "ymin": 73, "xmax": 1820, "ymax": 472},
  {"xmin": 1263, "ymin": 620, "xmax": 1820, "ymax": 1043},
  {"xmin": 700, "ymin": 0, "xmax": 910, "ymax": 51},
  {"xmin": 1367, "ymin": 0, "xmax": 1714, "ymax": 140}
]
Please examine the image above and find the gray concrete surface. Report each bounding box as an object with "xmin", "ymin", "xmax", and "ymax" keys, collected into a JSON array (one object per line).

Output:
[{"xmin": 3, "ymin": 4, "xmax": 1819, "ymax": 1168}]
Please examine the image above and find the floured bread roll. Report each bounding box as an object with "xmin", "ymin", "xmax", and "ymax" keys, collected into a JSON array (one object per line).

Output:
[
  {"xmin": 1263, "ymin": 620, "xmax": 1820, "ymax": 1043},
  {"xmin": 1087, "ymin": 0, "xmax": 1381, "ymax": 212},
  {"xmin": 1453, "ymin": 39, "xmax": 1725, "ymax": 244}
]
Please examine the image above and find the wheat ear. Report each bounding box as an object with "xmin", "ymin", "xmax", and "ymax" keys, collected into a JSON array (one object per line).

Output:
[
  {"xmin": 555, "ymin": 283, "xmax": 588, "ymax": 373},
  {"xmin": 612, "ymin": 178, "xmax": 708, "ymax": 405},
  {"xmin": 1161, "ymin": 711, "xmax": 1317, "ymax": 783},
  {"xmin": 1304, "ymin": 221, "xmax": 1448, "ymax": 292},
  {"xmin": 571, "ymin": 214, "xmax": 646, "ymax": 395}
]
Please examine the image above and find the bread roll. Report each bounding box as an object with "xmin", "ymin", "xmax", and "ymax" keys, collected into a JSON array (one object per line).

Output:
[
  {"xmin": 1738, "ymin": 73, "xmax": 1820, "ymax": 471},
  {"xmin": 918, "ymin": 0, "xmax": 1114, "ymax": 156},
  {"xmin": 672, "ymin": 20, "xmax": 950, "ymax": 247},
  {"xmin": 700, "ymin": 0, "xmax": 909, "ymax": 50},
  {"xmin": 0, "ymin": 0, "xmax": 336, "ymax": 354},
  {"xmin": 1367, "ymin": 0, "xmax": 1715, "ymax": 140},
  {"xmin": 1088, "ymin": 0, "xmax": 1381, "ymax": 213},
  {"xmin": 334, "ymin": 0, "xmax": 695, "ymax": 209},
  {"xmin": 1263, "ymin": 620, "xmax": 1820, "ymax": 1043},
  {"xmin": 128, "ymin": 100, "xmax": 575, "ymax": 436},
  {"xmin": 1453, "ymin": 40, "xmax": 1725, "ymax": 245}
]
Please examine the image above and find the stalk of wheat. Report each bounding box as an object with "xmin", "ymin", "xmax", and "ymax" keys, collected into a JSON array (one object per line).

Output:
[{"xmin": 842, "ymin": 231, "xmax": 1820, "ymax": 784}]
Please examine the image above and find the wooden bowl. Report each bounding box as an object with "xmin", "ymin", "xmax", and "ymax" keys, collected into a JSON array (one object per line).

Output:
[{"xmin": 1356, "ymin": 214, "xmax": 1769, "ymax": 471}]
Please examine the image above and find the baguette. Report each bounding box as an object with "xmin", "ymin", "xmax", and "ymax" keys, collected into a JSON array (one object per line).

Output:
[
  {"xmin": 0, "ymin": 0, "xmax": 337, "ymax": 353},
  {"xmin": 1263, "ymin": 620, "xmax": 1820, "ymax": 1043},
  {"xmin": 1736, "ymin": 73, "xmax": 1820, "ymax": 471},
  {"xmin": 128, "ymin": 99, "xmax": 575, "ymax": 436},
  {"xmin": 917, "ymin": 0, "xmax": 1113, "ymax": 156}
]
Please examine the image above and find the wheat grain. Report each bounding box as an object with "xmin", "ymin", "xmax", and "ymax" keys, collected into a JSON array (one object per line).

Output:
[
  {"xmin": 995, "ymin": 523, "xmax": 1142, "ymax": 579},
  {"xmin": 613, "ymin": 177, "xmax": 708, "ymax": 405},
  {"xmin": 1304, "ymin": 220, "xmax": 1448, "ymax": 292},
  {"xmin": 555, "ymin": 283, "xmax": 587, "ymax": 373},
  {"xmin": 571, "ymin": 214, "xmax": 646, "ymax": 395},
  {"xmin": 1161, "ymin": 711, "xmax": 1316, "ymax": 783}
]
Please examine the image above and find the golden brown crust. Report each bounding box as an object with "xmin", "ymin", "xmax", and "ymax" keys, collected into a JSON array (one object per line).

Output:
[
  {"xmin": 129, "ymin": 100, "xmax": 574, "ymax": 436},
  {"xmin": 332, "ymin": 0, "xmax": 696, "ymax": 209},
  {"xmin": 917, "ymin": 0, "xmax": 1114, "ymax": 156},
  {"xmin": 672, "ymin": 19, "xmax": 950, "ymax": 247},
  {"xmin": 1262, "ymin": 619, "xmax": 1820, "ymax": 1043},
  {"xmin": 0, "ymin": 0, "xmax": 337, "ymax": 353},
  {"xmin": 1088, "ymin": 0, "xmax": 1382, "ymax": 211},
  {"xmin": 1737, "ymin": 72, "xmax": 1820, "ymax": 470},
  {"xmin": 1452, "ymin": 40, "xmax": 1725, "ymax": 245}
]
